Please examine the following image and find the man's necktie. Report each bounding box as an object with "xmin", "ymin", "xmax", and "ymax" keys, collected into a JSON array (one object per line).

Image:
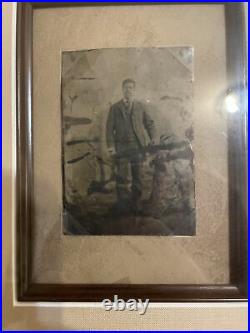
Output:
[{"xmin": 124, "ymin": 101, "xmax": 131, "ymax": 112}]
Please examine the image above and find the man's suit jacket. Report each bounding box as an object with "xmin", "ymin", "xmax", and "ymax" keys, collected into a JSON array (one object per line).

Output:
[{"xmin": 106, "ymin": 99, "xmax": 156, "ymax": 154}]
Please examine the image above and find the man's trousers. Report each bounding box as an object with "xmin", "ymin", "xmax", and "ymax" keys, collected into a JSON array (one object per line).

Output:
[{"xmin": 115, "ymin": 153, "xmax": 143, "ymax": 204}]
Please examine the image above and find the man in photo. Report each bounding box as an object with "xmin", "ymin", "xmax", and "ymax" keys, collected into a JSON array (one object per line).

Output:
[{"xmin": 106, "ymin": 79, "xmax": 156, "ymax": 213}]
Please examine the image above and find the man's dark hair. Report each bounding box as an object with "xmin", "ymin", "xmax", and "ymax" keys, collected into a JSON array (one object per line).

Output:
[{"xmin": 122, "ymin": 78, "xmax": 136, "ymax": 88}]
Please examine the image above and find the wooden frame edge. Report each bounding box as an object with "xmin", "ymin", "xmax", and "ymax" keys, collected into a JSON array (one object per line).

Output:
[
  {"xmin": 18, "ymin": 284, "xmax": 246, "ymax": 303},
  {"xmin": 16, "ymin": 2, "xmax": 33, "ymax": 300}
]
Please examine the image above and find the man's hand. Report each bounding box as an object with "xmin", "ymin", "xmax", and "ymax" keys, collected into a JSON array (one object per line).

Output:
[
  {"xmin": 108, "ymin": 147, "xmax": 116, "ymax": 156},
  {"xmin": 148, "ymin": 139, "xmax": 156, "ymax": 147}
]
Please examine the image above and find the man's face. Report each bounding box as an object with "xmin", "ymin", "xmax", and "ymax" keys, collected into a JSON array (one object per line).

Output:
[{"xmin": 122, "ymin": 82, "xmax": 135, "ymax": 101}]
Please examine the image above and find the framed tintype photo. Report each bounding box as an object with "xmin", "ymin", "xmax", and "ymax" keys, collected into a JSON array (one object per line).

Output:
[
  {"xmin": 16, "ymin": 2, "xmax": 247, "ymax": 301},
  {"xmin": 62, "ymin": 46, "xmax": 195, "ymax": 236}
]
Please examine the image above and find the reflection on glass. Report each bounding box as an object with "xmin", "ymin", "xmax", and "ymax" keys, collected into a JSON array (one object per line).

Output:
[{"xmin": 224, "ymin": 93, "xmax": 239, "ymax": 113}]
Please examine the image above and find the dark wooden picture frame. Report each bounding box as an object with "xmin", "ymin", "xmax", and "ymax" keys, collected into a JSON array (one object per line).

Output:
[{"xmin": 16, "ymin": 2, "xmax": 247, "ymax": 302}]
